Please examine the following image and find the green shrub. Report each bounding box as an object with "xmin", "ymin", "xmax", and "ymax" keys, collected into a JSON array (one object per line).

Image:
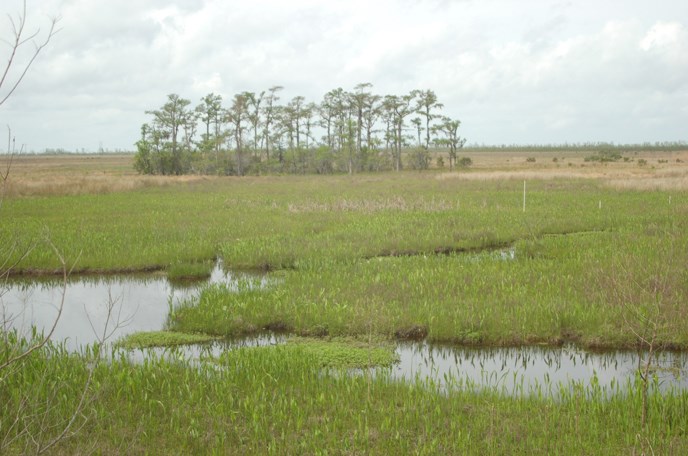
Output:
[{"xmin": 457, "ymin": 156, "xmax": 473, "ymax": 167}]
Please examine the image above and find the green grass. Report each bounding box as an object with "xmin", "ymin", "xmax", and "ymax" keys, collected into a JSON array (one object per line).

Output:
[
  {"xmin": 166, "ymin": 260, "xmax": 214, "ymax": 281},
  {"xmin": 4, "ymin": 172, "xmax": 687, "ymax": 347},
  {"xmin": 2, "ymin": 334, "xmax": 687, "ymax": 454},
  {"xmin": 2, "ymin": 168, "xmax": 688, "ymax": 453},
  {"xmin": 170, "ymin": 224, "xmax": 688, "ymax": 348},
  {"xmin": 115, "ymin": 331, "xmax": 219, "ymax": 349},
  {"xmin": 2, "ymin": 173, "xmax": 666, "ymax": 273}
]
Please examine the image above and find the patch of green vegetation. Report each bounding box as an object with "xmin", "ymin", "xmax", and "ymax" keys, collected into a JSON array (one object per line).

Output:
[
  {"xmin": 287, "ymin": 336, "xmax": 398, "ymax": 369},
  {"xmin": 115, "ymin": 331, "xmax": 218, "ymax": 349},
  {"xmin": 166, "ymin": 260, "xmax": 214, "ymax": 281},
  {"xmin": 457, "ymin": 156, "xmax": 473, "ymax": 167},
  {"xmin": 213, "ymin": 336, "xmax": 397, "ymax": 370},
  {"xmin": 584, "ymin": 150, "xmax": 623, "ymax": 162},
  {"xmin": 171, "ymin": 224, "xmax": 688, "ymax": 349},
  {"xmin": 0, "ymin": 173, "xmax": 634, "ymax": 273}
]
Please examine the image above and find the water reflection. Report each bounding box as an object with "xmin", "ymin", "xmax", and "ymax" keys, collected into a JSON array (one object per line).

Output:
[
  {"xmin": 389, "ymin": 342, "xmax": 688, "ymax": 396},
  {"xmin": 1, "ymin": 260, "xmax": 267, "ymax": 350},
  {"xmin": 123, "ymin": 333, "xmax": 286, "ymax": 364}
]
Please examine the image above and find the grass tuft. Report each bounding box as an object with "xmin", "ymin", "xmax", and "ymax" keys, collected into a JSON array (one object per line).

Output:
[{"xmin": 115, "ymin": 331, "xmax": 219, "ymax": 349}]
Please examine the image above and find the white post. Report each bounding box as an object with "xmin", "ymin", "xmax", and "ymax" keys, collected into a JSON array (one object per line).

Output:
[{"xmin": 523, "ymin": 180, "xmax": 526, "ymax": 213}]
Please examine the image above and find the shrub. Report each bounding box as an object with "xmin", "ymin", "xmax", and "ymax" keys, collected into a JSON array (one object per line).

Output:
[
  {"xmin": 584, "ymin": 150, "xmax": 623, "ymax": 163},
  {"xmin": 457, "ymin": 156, "xmax": 473, "ymax": 168}
]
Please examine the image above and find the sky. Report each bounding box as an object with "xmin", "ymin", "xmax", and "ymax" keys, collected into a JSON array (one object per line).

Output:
[{"xmin": 1, "ymin": 0, "xmax": 686, "ymax": 152}]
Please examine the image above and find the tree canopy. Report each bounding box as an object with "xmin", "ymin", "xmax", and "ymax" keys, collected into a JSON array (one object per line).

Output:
[{"xmin": 134, "ymin": 85, "xmax": 467, "ymax": 176}]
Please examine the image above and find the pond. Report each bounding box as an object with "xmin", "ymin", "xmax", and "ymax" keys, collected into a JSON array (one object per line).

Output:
[
  {"xmin": 1, "ymin": 260, "xmax": 269, "ymax": 351},
  {"xmin": 2, "ymin": 263, "xmax": 687, "ymax": 396}
]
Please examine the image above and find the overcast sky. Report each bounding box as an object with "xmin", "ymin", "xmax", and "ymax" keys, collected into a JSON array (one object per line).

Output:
[{"xmin": 1, "ymin": 0, "xmax": 686, "ymax": 152}]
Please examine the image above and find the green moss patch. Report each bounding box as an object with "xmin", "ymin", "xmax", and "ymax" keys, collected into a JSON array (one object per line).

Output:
[{"xmin": 284, "ymin": 336, "xmax": 399, "ymax": 369}]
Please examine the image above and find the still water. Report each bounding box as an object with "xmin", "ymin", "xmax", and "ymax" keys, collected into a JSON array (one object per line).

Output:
[
  {"xmin": 2, "ymin": 263, "xmax": 687, "ymax": 395},
  {"xmin": 1, "ymin": 261, "xmax": 267, "ymax": 351}
]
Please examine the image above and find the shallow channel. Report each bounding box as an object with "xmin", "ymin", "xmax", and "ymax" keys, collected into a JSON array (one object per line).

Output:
[{"xmin": 2, "ymin": 262, "xmax": 687, "ymax": 396}]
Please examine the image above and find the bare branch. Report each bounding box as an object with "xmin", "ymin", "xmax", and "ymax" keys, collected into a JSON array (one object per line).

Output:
[
  {"xmin": 0, "ymin": 0, "xmax": 60, "ymax": 107},
  {"xmin": 0, "ymin": 241, "xmax": 78, "ymax": 371}
]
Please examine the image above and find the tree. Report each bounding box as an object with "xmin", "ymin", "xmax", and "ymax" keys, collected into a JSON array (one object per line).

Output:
[
  {"xmin": 245, "ymin": 91, "xmax": 264, "ymax": 159},
  {"xmin": 361, "ymin": 93, "xmax": 381, "ymax": 152},
  {"xmin": 409, "ymin": 117, "xmax": 429, "ymax": 170},
  {"xmin": 141, "ymin": 94, "xmax": 196, "ymax": 175},
  {"xmin": 382, "ymin": 92, "xmax": 416, "ymax": 171},
  {"xmin": 195, "ymin": 93, "xmax": 223, "ymax": 169},
  {"xmin": 227, "ymin": 93, "xmax": 249, "ymax": 175},
  {"xmin": 414, "ymin": 89, "xmax": 443, "ymax": 150},
  {"xmin": 411, "ymin": 117, "xmax": 423, "ymax": 147},
  {"xmin": 261, "ymin": 86, "xmax": 282, "ymax": 162},
  {"xmin": 131, "ymin": 86, "xmax": 463, "ymax": 176},
  {"xmin": 319, "ymin": 89, "xmax": 340, "ymax": 152},
  {"xmin": 350, "ymin": 83, "xmax": 374, "ymax": 163},
  {"xmin": 286, "ymin": 95, "xmax": 306, "ymax": 150},
  {"xmin": 433, "ymin": 116, "xmax": 466, "ymax": 170},
  {"xmin": 133, "ymin": 124, "xmax": 154, "ymax": 174}
]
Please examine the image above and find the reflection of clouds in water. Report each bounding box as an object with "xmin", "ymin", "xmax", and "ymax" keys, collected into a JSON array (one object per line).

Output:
[
  {"xmin": 5, "ymin": 277, "xmax": 172, "ymax": 350},
  {"xmin": 2, "ymin": 260, "xmax": 267, "ymax": 351},
  {"xmin": 392, "ymin": 343, "xmax": 688, "ymax": 396}
]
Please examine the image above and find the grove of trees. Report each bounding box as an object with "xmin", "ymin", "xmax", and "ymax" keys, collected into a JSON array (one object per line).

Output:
[{"xmin": 134, "ymin": 86, "xmax": 467, "ymax": 176}]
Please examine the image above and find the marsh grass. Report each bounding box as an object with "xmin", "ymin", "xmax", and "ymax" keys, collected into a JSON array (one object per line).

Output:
[
  {"xmin": 115, "ymin": 331, "xmax": 219, "ymax": 349},
  {"xmin": 2, "ymin": 153, "xmax": 688, "ymax": 452},
  {"xmin": 3, "ymin": 333, "xmax": 687, "ymax": 454},
  {"xmin": 171, "ymin": 224, "xmax": 688, "ymax": 349},
  {"xmin": 284, "ymin": 336, "xmax": 399, "ymax": 369},
  {"xmin": 166, "ymin": 260, "xmax": 214, "ymax": 281}
]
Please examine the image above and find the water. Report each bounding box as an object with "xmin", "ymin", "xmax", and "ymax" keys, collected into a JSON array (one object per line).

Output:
[
  {"xmin": 1, "ymin": 260, "xmax": 268, "ymax": 351},
  {"xmin": 2, "ymin": 265, "xmax": 687, "ymax": 396},
  {"xmin": 124, "ymin": 333, "xmax": 286, "ymax": 364},
  {"xmin": 390, "ymin": 342, "xmax": 688, "ymax": 396}
]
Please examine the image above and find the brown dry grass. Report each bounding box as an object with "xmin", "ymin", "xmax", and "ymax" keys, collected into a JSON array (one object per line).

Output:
[
  {"xmin": 1, "ymin": 154, "xmax": 215, "ymax": 196},
  {"xmin": 2, "ymin": 150, "xmax": 688, "ymax": 197},
  {"xmin": 436, "ymin": 150, "xmax": 688, "ymax": 190}
]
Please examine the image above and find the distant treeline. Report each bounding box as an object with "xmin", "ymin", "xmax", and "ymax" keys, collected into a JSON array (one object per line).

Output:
[
  {"xmin": 10, "ymin": 141, "xmax": 684, "ymax": 157},
  {"xmin": 463, "ymin": 141, "xmax": 688, "ymax": 153},
  {"xmin": 133, "ymin": 85, "xmax": 467, "ymax": 176}
]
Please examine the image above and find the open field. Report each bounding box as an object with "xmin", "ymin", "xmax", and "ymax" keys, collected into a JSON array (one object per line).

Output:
[
  {"xmin": 3, "ymin": 149, "xmax": 688, "ymax": 197},
  {"xmin": 2, "ymin": 149, "xmax": 688, "ymax": 453},
  {"xmin": 2, "ymin": 150, "xmax": 687, "ymax": 347}
]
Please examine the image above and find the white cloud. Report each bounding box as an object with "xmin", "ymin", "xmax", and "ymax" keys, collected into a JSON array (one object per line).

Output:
[
  {"xmin": 0, "ymin": 0, "xmax": 686, "ymax": 151},
  {"xmin": 192, "ymin": 73, "xmax": 223, "ymax": 93},
  {"xmin": 640, "ymin": 21, "xmax": 684, "ymax": 51}
]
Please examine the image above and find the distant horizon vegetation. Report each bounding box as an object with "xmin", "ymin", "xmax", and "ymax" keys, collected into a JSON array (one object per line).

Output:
[{"xmin": 6, "ymin": 140, "xmax": 687, "ymax": 156}]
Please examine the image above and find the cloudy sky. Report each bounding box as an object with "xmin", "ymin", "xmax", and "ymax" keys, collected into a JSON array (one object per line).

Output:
[{"xmin": 1, "ymin": 0, "xmax": 686, "ymax": 152}]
